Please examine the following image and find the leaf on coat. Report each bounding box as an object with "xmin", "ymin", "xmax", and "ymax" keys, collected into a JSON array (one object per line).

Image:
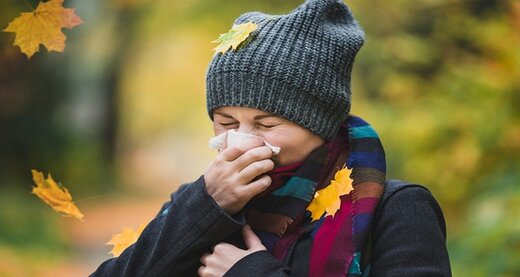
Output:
[
  {"xmin": 3, "ymin": 0, "xmax": 83, "ymax": 58},
  {"xmin": 212, "ymin": 22, "xmax": 258, "ymax": 54},
  {"xmin": 31, "ymin": 169, "xmax": 84, "ymax": 220},
  {"xmin": 106, "ymin": 224, "xmax": 146, "ymax": 257},
  {"xmin": 307, "ymin": 167, "xmax": 353, "ymax": 221}
]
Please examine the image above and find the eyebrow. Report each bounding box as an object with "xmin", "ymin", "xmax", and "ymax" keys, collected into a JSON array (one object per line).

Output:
[{"xmin": 213, "ymin": 111, "xmax": 279, "ymax": 120}]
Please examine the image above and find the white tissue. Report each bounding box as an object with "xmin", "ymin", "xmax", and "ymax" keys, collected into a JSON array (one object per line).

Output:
[{"xmin": 208, "ymin": 130, "xmax": 281, "ymax": 155}]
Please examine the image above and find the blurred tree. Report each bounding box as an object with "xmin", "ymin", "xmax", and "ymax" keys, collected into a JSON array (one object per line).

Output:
[{"xmin": 351, "ymin": 0, "xmax": 520, "ymax": 275}]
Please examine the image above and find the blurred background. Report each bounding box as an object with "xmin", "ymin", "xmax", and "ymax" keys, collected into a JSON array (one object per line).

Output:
[{"xmin": 0, "ymin": 0, "xmax": 519, "ymax": 276}]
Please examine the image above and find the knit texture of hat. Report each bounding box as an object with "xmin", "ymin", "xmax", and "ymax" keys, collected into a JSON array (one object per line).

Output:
[{"xmin": 206, "ymin": 0, "xmax": 365, "ymax": 140}]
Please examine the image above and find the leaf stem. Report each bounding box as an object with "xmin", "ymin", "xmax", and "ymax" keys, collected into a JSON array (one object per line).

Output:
[{"xmin": 22, "ymin": 0, "xmax": 35, "ymax": 11}]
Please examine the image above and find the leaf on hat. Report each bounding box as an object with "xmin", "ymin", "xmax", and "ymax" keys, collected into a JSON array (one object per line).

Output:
[
  {"xmin": 307, "ymin": 167, "xmax": 353, "ymax": 221},
  {"xmin": 31, "ymin": 169, "xmax": 84, "ymax": 220},
  {"xmin": 212, "ymin": 22, "xmax": 258, "ymax": 55}
]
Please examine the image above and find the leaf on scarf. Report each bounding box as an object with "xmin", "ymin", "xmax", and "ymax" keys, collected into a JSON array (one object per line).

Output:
[
  {"xmin": 106, "ymin": 224, "xmax": 146, "ymax": 257},
  {"xmin": 31, "ymin": 169, "xmax": 84, "ymax": 220},
  {"xmin": 307, "ymin": 167, "xmax": 353, "ymax": 221},
  {"xmin": 212, "ymin": 22, "xmax": 257, "ymax": 54},
  {"xmin": 3, "ymin": 0, "xmax": 83, "ymax": 58}
]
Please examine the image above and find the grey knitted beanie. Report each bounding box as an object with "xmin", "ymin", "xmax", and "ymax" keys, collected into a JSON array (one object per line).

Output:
[{"xmin": 206, "ymin": 0, "xmax": 365, "ymax": 140}]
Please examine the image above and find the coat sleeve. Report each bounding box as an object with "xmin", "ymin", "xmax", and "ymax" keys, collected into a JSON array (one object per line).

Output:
[
  {"xmin": 369, "ymin": 185, "xmax": 452, "ymax": 277},
  {"xmin": 90, "ymin": 175, "xmax": 245, "ymax": 277}
]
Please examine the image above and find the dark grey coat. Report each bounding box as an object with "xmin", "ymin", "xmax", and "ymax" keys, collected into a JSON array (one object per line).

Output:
[{"xmin": 91, "ymin": 177, "xmax": 451, "ymax": 277}]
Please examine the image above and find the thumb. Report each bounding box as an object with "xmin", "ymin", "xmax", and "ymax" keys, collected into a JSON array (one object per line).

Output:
[{"xmin": 242, "ymin": 225, "xmax": 264, "ymax": 250}]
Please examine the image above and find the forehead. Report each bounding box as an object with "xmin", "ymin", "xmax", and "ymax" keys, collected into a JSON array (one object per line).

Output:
[{"xmin": 213, "ymin": 106, "xmax": 273, "ymax": 118}]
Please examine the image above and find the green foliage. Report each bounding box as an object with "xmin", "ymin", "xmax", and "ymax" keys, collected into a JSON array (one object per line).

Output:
[{"xmin": 350, "ymin": 1, "xmax": 520, "ymax": 275}]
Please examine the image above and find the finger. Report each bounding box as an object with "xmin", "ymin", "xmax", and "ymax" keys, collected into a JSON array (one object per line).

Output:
[
  {"xmin": 197, "ymin": 265, "xmax": 205, "ymax": 277},
  {"xmin": 200, "ymin": 253, "xmax": 209, "ymax": 265},
  {"xmin": 240, "ymin": 175, "xmax": 271, "ymax": 199},
  {"xmin": 219, "ymin": 137, "xmax": 264, "ymax": 161},
  {"xmin": 234, "ymin": 146, "xmax": 274, "ymax": 171},
  {"xmin": 238, "ymin": 158, "xmax": 274, "ymax": 183},
  {"xmin": 242, "ymin": 225, "xmax": 264, "ymax": 250},
  {"xmin": 212, "ymin": 242, "xmax": 236, "ymax": 254}
]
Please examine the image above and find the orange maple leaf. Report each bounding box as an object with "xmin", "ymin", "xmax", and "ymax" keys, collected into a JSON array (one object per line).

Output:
[
  {"xmin": 31, "ymin": 169, "xmax": 84, "ymax": 220},
  {"xmin": 306, "ymin": 167, "xmax": 353, "ymax": 221},
  {"xmin": 3, "ymin": 0, "xmax": 83, "ymax": 58},
  {"xmin": 106, "ymin": 224, "xmax": 146, "ymax": 257}
]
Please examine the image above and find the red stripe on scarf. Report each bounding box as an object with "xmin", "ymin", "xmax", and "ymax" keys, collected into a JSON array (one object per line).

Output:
[
  {"xmin": 354, "ymin": 197, "xmax": 379, "ymax": 213},
  {"xmin": 309, "ymin": 195, "xmax": 354, "ymax": 277}
]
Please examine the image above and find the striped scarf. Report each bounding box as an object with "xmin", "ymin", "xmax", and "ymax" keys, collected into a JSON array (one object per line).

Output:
[{"xmin": 244, "ymin": 115, "xmax": 386, "ymax": 277}]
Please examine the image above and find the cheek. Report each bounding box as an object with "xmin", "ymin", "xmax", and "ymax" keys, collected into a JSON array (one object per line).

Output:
[
  {"xmin": 213, "ymin": 124, "xmax": 228, "ymax": 136},
  {"xmin": 262, "ymin": 131, "xmax": 309, "ymax": 165}
]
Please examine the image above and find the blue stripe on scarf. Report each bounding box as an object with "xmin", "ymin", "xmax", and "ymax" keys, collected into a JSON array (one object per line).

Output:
[
  {"xmin": 272, "ymin": 176, "xmax": 315, "ymax": 202},
  {"xmin": 352, "ymin": 214, "xmax": 372, "ymax": 234},
  {"xmin": 255, "ymin": 229, "xmax": 279, "ymax": 252},
  {"xmin": 347, "ymin": 115, "xmax": 369, "ymax": 127},
  {"xmin": 347, "ymin": 152, "xmax": 386, "ymax": 173},
  {"xmin": 310, "ymin": 213, "xmax": 326, "ymax": 238}
]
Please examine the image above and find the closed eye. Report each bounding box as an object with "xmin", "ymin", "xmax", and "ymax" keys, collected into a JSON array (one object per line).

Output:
[
  {"xmin": 258, "ymin": 123, "xmax": 279, "ymax": 128},
  {"xmin": 220, "ymin": 122, "xmax": 238, "ymax": 126}
]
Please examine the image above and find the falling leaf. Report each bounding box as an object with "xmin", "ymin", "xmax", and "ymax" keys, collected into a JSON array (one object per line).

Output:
[
  {"xmin": 106, "ymin": 224, "xmax": 146, "ymax": 257},
  {"xmin": 3, "ymin": 0, "xmax": 83, "ymax": 58},
  {"xmin": 31, "ymin": 169, "xmax": 84, "ymax": 220},
  {"xmin": 307, "ymin": 167, "xmax": 353, "ymax": 221},
  {"xmin": 212, "ymin": 22, "xmax": 258, "ymax": 54}
]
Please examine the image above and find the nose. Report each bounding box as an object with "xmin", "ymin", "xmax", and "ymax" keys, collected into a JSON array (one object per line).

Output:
[{"xmin": 236, "ymin": 124, "xmax": 257, "ymax": 136}]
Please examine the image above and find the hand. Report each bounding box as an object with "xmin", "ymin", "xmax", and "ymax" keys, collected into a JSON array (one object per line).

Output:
[
  {"xmin": 198, "ymin": 225, "xmax": 267, "ymax": 277},
  {"xmin": 204, "ymin": 137, "xmax": 274, "ymax": 214}
]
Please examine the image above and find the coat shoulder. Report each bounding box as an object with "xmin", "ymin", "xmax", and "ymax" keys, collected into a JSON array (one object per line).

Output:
[{"xmin": 379, "ymin": 179, "xmax": 432, "ymax": 208}]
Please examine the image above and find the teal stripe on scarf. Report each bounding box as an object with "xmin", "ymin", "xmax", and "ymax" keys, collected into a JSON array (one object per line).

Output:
[
  {"xmin": 347, "ymin": 251, "xmax": 362, "ymax": 274},
  {"xmin": 350, "ymin": 125, "xmax": 378, "ymax": 139},
  {"xmin": 272, "ymin": 176, "xmax": 315, "ymax": 202}
]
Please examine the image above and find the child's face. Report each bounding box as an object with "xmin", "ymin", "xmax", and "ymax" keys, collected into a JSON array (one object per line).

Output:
[{"xmin": 212, "ymin": 106, "xmax": 325, "ymax": 167}]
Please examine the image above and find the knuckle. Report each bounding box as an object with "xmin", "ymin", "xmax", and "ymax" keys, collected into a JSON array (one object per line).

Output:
[
  {"xmin": 230, "ymin": 174, "xmax": 242, "ymax": 185},
  {"xmin": 214, "ymin": 155, "xmax": 224, "ymax": 163},
  {"xmin": 213, "ymin": 243, "xmax": 224, "ymax": 252},
  {"xmin": 229, "ymin": 188, "xmax": 240, "ymax": 200},
  {"xmin": 236, "ymin": 144, "xmax": 249, "ymax": 153},
  {"xmin": 245, "ymin": 149, "xmax": 262, "ymax": 160},
  {"xmin": 262, "ymin": 146, "xmax": 273, "ymax": 155},
  {"xmin": 253, "ymin": 162, "xmax": 264, "ymax": 172}
]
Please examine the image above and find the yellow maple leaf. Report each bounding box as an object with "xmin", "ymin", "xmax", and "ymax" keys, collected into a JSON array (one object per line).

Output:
[
  {"xmin": 332, "ymin": 166, "xmax": 353, "ymax": 196},
  {"xmin": 106, "ymin": 224, "xmax": 146, "ymax": 257},
  {"xmin": 3, "ymin": 0, "xmax": 83, "ymax": 58},
  {"xmin": 31, "ymin": 169, "xmax": 84, "ymax": 220},
  {"xmin": 212, "ymin": 22, "xmax": 258, "ymax": 54},
  {"xmin": 307, "ymin": 167, "xmax": 353, "ymax": 221}
]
